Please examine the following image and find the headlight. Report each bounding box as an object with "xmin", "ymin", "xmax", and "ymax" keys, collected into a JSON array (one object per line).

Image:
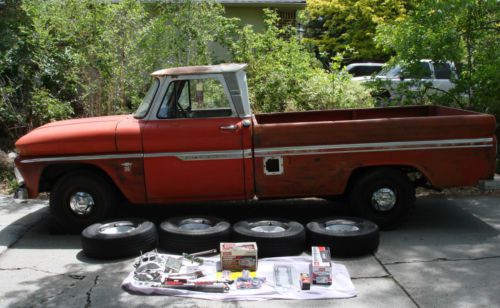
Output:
[{"xmin": 14, "ymin": 167, "xmax": 25, "ymax": 185}]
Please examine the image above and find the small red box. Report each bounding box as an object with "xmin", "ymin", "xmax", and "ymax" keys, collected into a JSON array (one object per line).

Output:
[{"xmin": 300, "ymin": 273, "xmax": 311, "ymax": 290}]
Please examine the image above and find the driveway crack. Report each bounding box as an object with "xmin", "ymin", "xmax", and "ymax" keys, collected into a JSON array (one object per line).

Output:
[
  {"xmin": 85, "ymin": 275, "xmax": 99, "ymax": 308},
  {"xmin": 351, "ymin": 274, "xmax": 391, "ymax": 280},
  {"xmin": 0, "ymin": 266, "xmax": 59, "ymax": 275},
  {"xmin": 373, "ymin": 253, "xmax": 421, "ymax": 308},
  {"xmin": 383, "ymin": 255, "xmax": 500, "ymax": 265}
]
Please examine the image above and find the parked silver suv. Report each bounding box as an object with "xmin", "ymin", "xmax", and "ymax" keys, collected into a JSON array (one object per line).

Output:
[{"xmin": 354, "ymin": 60, "xmax": 458, "ymax": 104}]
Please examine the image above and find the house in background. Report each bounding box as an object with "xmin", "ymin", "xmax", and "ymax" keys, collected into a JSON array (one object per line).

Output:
[
  {"xmin": 221, "ymin": 0, "xmax": 306, "ymax": 32},
  {"xmin": 214, "ymin": 0, "xmax": 306, "ymax": 60}
]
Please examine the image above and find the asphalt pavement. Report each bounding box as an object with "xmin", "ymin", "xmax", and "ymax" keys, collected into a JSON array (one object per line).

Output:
[{"xmin": 0, "ymin": 193, "xmax": 499, "ymax": 307}]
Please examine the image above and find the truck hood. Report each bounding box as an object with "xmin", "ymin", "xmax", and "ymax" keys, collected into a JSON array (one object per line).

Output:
[{"xmin": 16, "ymin": 115, "xmax": 130, "ymax": 157}]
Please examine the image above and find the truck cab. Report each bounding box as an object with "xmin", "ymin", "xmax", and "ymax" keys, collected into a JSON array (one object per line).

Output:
[{"xmin": 135, "ymin": 64, "xmax": 255, "ymax": 203}]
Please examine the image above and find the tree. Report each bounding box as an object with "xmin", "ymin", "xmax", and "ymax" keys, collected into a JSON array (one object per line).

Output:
[
  {"xmin": 375, "ymin": 0, "xmax": 500, "ymax": 116},
  {"xmin": 304, "ymin": 0, "xmax": 414, "ymax": 63},
  {"xmin": 0, "ymin": 0, "xmax": 236, "ymax": 148},
  {"xmin": 228, "ymin": 9, "xmax": 373, "ymax": 113}
]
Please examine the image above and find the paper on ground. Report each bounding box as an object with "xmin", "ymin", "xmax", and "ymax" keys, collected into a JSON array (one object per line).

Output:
[{"xmin": 122, "ymin": 255, "xmax": 357, "ymax": 301}]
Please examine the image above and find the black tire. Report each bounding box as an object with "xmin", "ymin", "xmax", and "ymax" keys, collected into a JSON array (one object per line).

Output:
[
  {"xmin": 232, "ymin": 218, "xmax": 305, "ymax": 258},
  {"xmin": 81, "ymin": 218, "xmax": 157, "ymax": 259},
  {"xmin": 349, "ymin": 168, "xmax": 415, "ymax": 230},
  {"xmin": 50, "ymin": 171, "xmax": 117, "ymax": 233},
  {"xmin": 306, "ymin": 217, "xmax": 379, "ymax": 257},
  {"xmin": 158, "ymin": 216, "xmax": 231, "ymax": 254}
]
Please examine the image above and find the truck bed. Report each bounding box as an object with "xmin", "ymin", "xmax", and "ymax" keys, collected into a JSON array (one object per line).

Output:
[
  {"xmin": 254, "ymin": 105, "xmax": 480, "ymax": 124},
  {"xmin": 252, "ymin": 105, "xmax": 496, "ymax": 199}
]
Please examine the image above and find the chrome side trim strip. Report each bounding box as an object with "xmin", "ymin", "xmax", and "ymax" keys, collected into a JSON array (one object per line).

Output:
[
  {"xmin": 254, "ymin": 138, "xmax": 493, "ymax": 157},
  {"xmin": 19, "ymin": 137, "xmax": 493, "ymax": 163},
  {"xmin": 255, "ymin": 145, "xmax": 493, "ymax": 157},
  {"xmin": 145, "ymin": 149, "xmax": 248, "ymax": 161},
  {"xmin": 21, "ymin": 153, "xmax": 143, "ymax": 163},
  {"xmin": 20, "ymin": 149, "xmax": 253, "ymax": 163},
  {"xmin": 243, "ymin": 149, "xmax": 253, "ymax": 158}
]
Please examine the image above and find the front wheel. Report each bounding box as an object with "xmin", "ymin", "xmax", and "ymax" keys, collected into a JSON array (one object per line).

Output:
[
  {"xmin": 50, "ymin": 171, "xmax": 117, "ymax": 233},
  {"xmin": 349, "ymin": 168, "xmax": 415, "ymax": 230}
]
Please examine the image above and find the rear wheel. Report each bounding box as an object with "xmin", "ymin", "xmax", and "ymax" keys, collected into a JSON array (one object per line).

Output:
[
  {"xmin": 349, "ymin": 168, "xmax": 415, "ymax": 230},
  {"xmin": 50, "ymin": 171, "xmax": 117, "ymax": 233}
]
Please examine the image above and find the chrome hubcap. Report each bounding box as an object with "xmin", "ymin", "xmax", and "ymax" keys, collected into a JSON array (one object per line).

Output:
[
  {"xmin": 98, "ymin": 222, "xmax": 137, "ymax": 235},
  {"xmin": 325, "ymin": 220, "xmax": 360, "ymax": 232},
  {"xmin": 371, "ymin": 188, "xmax": 396, "ymax": 211},
  {"xmin": 69, "ymin": 192, "xmax": 94, "ymax": 216},
  {"xmin": 179, "ymin": 219, "xmax": 211, "ymax": 230},
  {"xmin": 251, "ymin": 221, "xmax": 286, "ymax": 233}
]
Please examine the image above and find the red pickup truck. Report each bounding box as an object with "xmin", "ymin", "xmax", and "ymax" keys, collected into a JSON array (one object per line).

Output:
[{"xmin": 14, "ymin": 64, "xmax": 497, "ymax": 231}]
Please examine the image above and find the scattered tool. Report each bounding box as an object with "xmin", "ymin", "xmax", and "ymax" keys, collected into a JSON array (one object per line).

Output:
[
  {"xmin": 164, "ymin": 256, "xmax": 183, "ymax": 273},
  {"xmin": 182, "ymin": 248, "xmax": 217, "ymax": 265},
  {"xmin": 166, "ymin": 270, "xmax": 205, "ymax": 279},
  {"xmin": 156, "ymin": 283, "xmax": 230, "ymax": 293}
]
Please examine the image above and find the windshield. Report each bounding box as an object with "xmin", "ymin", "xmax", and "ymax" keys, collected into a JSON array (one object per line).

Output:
[
  {"xmin": 134, "ymin": 79, "xmax": 160, "ymax": 118},
  {"xmin": 378, "ymin": 65, "xmax": 401, "ymax": 78},
  {"xmin": 378, "ymin": 62, "xmax": 432, "ymax": 79}
]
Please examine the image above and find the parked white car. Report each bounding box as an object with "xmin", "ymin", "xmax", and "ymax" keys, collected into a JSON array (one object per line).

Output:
[{"xmin": 354, "ymin": 60, "xmax": 458, "ymax": 103}]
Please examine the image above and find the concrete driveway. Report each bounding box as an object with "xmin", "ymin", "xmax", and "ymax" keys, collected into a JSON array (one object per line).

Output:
[{"xmin": 0, "ymin": 194, "xmax": 499, "ymax": 307}]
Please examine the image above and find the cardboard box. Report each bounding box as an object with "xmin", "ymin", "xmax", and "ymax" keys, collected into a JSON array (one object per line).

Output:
[
  {"xmin": 310, "ymin": 246, "xmax": 332, "ymax": 285},
  {"xmin": 220, "ymin": 242, "xmax": 258, "ymax": 271}
]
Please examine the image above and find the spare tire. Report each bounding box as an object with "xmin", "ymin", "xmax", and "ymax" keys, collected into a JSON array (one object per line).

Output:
[
  {"xmin": 232, "ymin": 218, "xmax": 305, "ymax": 258},
  {"xmin": 82, "ymin": 218, "xmax": 157, "ymax": 259},
  {"xmin": 306, "ymin": 217, "xmax": 379, "ymax": 257},
  {"xmin": 158, "ymin": 216, "xmax": 231, "ymax": 254}
]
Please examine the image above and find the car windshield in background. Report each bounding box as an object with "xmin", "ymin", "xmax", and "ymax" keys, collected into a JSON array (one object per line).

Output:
[
  {"xmin": 379, "ymin": 66, "xmax": 401, "ymax": 78},
  {"xmin": 378, "ymin": 62, "xmax": 432, "ymax": 79},
  {"xmin": 347, "ymin": 64, "xmax": 383, "ymax": 77},
  {"xmin": 134, "ymin": 79, "xmax": 160, "ymax": 118},
  {"xmin": 349, "ymin": 66, "xmax": 382, "ymax": 77}
]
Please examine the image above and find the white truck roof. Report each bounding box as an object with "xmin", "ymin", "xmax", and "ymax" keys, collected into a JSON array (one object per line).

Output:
[{"xmin": 151, "ymin": 63, "xmax": 248, "ymax": 77}]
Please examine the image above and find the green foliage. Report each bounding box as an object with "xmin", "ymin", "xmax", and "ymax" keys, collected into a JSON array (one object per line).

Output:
[
  {"xmin": 30, "ymin": 88, "xmax": 74, "ymax": 125},
  {"xmin": 0, "ymin": 150, "xmax": 15, "ymax": 193},
  {"xmin": 375, "ymin": 0, "xmax": 500, "ymax": 116},
  {"xmin": 304, "ymin": 0, "xmax": 414, "ymax": 63},
  {"xmin": 0, "ymin": 0, "xmax": 237, "ymax": 148},
  {"xmin": 228, "ymin": 10, "xmax": 373, "ymax": 112}
]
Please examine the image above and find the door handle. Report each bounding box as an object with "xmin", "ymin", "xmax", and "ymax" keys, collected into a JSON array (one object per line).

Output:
[{"xmin": 220, "ymin": 124, "xmax": 238, "ymax": 132}]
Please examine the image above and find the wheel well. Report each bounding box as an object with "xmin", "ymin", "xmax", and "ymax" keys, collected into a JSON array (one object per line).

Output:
[
  {"xmin": 39, "ymin": 163, "xmax": 122, "ymax": 198},
  {"xmin": 345, "ymin": 165, "xmax": 428, "ymax": 194}
]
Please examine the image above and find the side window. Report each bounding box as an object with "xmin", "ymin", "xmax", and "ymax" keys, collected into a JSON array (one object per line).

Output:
[
  {"xmin": 404, "ymin": 62, "xmax": 432, "ymax": 79},
  {"xmin": 418, "ymin": 62, "xmax": 432, "ymax": 79},
  {"xmin": 157, "ymin": 78, "xmax": 233, "ymax": 119},
  {"xmin": 434, "ymin": 63, "xmax": 452, "ymax": 79}
]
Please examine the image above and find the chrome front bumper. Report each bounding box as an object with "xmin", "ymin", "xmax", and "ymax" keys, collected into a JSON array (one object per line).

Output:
[
  {"xmin": 13, "ymin": 186, "xmax": 28, "ymax": 203},
  {"xmin": 13, "ymin": 164, "xmax": 28, "ymax": 203}
]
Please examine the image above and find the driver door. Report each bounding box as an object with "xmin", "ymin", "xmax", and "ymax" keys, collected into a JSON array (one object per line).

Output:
[{"xmin": 141, "ymin": 75, "xmax": 247, "ymax": 203}]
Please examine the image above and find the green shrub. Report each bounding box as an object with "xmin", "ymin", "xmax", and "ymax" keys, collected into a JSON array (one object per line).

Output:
[
  {"xmin": 375, "ymin": 0, "xmax": 500, "ymax": 117},
  {"xmin": 228, "ymin": 10, "xmax": 373, "ymax": 113}
]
